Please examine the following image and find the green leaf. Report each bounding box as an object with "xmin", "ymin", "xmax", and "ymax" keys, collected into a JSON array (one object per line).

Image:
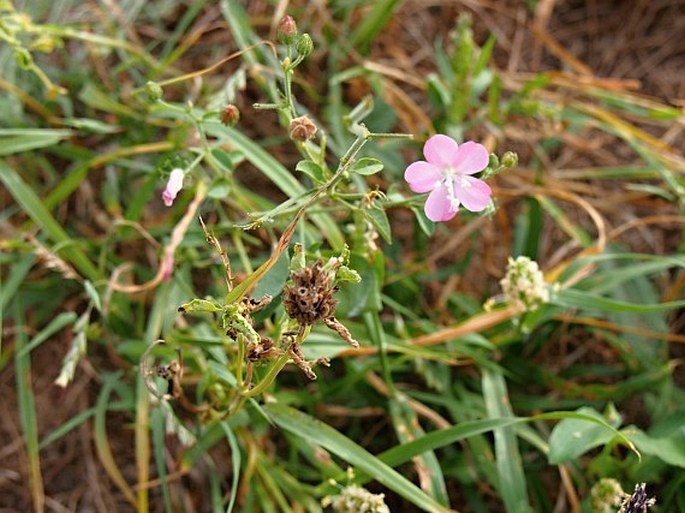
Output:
[
  {"xmin": 295, "ymin": 159, "xmax": 325, "ymax": 183},
  {"xmin": 548, "ymin": 407, "xmax": 615, "ymax": 464},
  {"xmin": 266, "ymin": 403, "xmax": 450, "ymax": 513},
  {"xmin": 363, "ymin": 205, "xmax": 392, "ymax": 243},
  {"xmin": 412, "ymin": 207, "xmax": 435, "ymax": 237},
  {"xmin": 220, "ymin": 421, "xmax": 242, "ymax": 513},
  {"xmin": 482, "ymin": 368, "xmax": 532, "ymax": 513},
  {"xmin": 352, "ymin": 157, "xmax": 384, "ymax": 176},
  {"xmin": 79, "ymin": 83, "xmax": 139, "ymax": 118},
  {"xmin": 178, "ymin": 298, "xmax": 223, "ymax": 314},
  {"xmin": 628, "ymin": 428, "xmax": 685, "ymax": 468},
  {"xmin": 0, "ymin": 128, "xmax": 73, "ymax": 156},
  {"xmin": 84, "ymin": 280, "xmax": 102, "ymax": 312},
  {"xmin": 13, "ymin": 301, "xmax": 44, "ymax": 510},
  {"xmin": 207, "ymin": 177, "xmax": 232, "ymax": 199},
  {"xmin": 554, "ymin": 288, "xmax": 685, "ymax": 313},
  {"xmin": 389, "ymin": 399, "xmax": 449, "ymax": 506}
]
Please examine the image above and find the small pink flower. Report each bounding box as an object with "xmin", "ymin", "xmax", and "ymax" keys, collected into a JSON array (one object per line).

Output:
[
  {"xmin": 162, "ymin": 168, "xmax": 184, "ymax": 207},
  {"xmin": 404, "ymin": 135, "xmax": 492, "ymax": 222}
]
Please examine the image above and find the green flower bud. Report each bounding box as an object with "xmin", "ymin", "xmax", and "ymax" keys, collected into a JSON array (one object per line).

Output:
[
  {"xmin": 296, "ymin": 33, "xmax": 313, "ymax": 58},
  {"xmin": 144, "ymin": 81, "xmax": 163, "ymax": 102},
  {"xmin": 501, "ymin": 151, "xmax": 518, "ymax": 168},
  {"xmin": 15, "ymin": 47, "xmax": 33, "ymax": 69}
]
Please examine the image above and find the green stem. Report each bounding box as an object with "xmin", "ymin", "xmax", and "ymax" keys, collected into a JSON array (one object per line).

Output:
[
  {"xmin": 244, "ymin": 351, "xmax": 291, "ymax": 399},
  {"xmin": 235, "ymin": 334, "xmax": 246, "ymax": 388}
]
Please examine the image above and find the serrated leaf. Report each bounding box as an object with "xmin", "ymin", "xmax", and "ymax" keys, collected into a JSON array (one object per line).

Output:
[{"xmin": 352, "ymin": 157, "xmax": 384, "ymax": 176}]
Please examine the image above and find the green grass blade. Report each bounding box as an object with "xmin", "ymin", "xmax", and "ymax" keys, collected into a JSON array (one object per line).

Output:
[
  {"xmin": 94, "ymin": 372, "xmax": 136, "ymax": 506},
  {"xmin": 220, "ymin": 421, "xmax": 242, "ymax": 513},
  {"xmin": 349, "ymin": 0, "xmax": 402, "ymax": 54},
  {"xmin": 388, "ymin": 399, "xmax": 449, "ymax": 506},
  {"xmin": 0, "ymin": 128, "xmax": 73, "ymax": 156},
  {"xmin": 39, "ymin": 407, "xmax": 96, "ymax": 450},
  {"xmin": 17, "ymin": 311, "xmax": 77, "ymax": 359},
  {"xmin": 151, "ymin": 407, "xmax": 174, "ymax": 513},
  {"xmin": 555, "ymin": 288, "xmax": 685, "ymax": 313},
  {"xmin": 13, "ymin": 300, "xmax": 45, "ymax": 513},
  {"xmin": 265, "ymin": 403, "xmax": 451, "ymax": 513},
  {"xmin": 0, "ymin": 256, "xmax": 34, "ymax": 312},
  {"xmin": 0, "ymin": 160, "xmax": 100, "ymax": 280},
  {"xmin": 482, "ymin": 368, "xmax": 531, "ymax": 513}
]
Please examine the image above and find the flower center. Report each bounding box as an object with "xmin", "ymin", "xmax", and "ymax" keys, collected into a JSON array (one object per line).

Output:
[{"xmin": 441, "ymin": 167, "xmax": 467, "ymax": 210}]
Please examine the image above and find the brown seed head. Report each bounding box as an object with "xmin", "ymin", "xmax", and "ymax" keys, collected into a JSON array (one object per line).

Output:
[
  {"xmin": 288, "ymin": 115, "xmax": 317, "ymax": 142},
  {"xmin": 283, "ymin": 260, "xmax": 337, "ymax": 326}
]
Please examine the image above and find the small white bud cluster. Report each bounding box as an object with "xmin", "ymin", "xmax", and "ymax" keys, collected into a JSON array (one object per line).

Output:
[
  {"xmin": 590, "ymin": 478, "xmax": 625, "ymax": 513},
  {"xmin": 328, "ymin": 485, "xmax": 390, "ymax": 513},
  {"xmin": 500, "ymin": 256, "xmax": 550, "ymax": 312}
]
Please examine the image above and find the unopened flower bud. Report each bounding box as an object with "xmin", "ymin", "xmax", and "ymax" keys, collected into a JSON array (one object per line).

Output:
[
  {"xmin": 289, "ymin": 115, "xmax": 317, "ymax": 142},
  {"xmin": 277, "ymin": 15, "xmax": 298, "ymax": 45},
  {"xmin": 162, "ymin": 168, "xmax": 184, "ymax": 207},
  {"xmin": 220, "ymin": 104, "xmax": 240, "ymax": 126},
  {"xmin": 501, "ymin": 151, "xmax": 518, "ymax": 168},
  {"xmin": 145, "ymin": 81, "xmax": 163, "ymax": 102},
  {"xmin": 296, "ymin": 33, "xmax": 313, "ymax": 58},
  {"xmin": 15, "ymin": 47, "xmax": 33, "ymax": 68}
]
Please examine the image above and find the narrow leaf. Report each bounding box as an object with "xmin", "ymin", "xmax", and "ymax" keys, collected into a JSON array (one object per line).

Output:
[{"xmin": 266, "ymin": 403, "xmax": 450, "ymax": 513}]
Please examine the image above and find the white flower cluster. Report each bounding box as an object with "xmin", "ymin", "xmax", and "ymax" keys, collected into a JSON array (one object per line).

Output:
[
  {"xmin": 328, "ymin": 485, "xmax": 390, "ymax": 513},
  {"xmin": 500, "ymin": 256, "xmax": 550, "ymax": 312},
  {"xmin": 590, "ymin": 478, "xmax": 625, "ymax": 513}
]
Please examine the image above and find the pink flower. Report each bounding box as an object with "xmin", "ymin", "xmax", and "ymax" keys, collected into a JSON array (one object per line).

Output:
[
  {"xmin": 162, "ymin": 168, "xmax": 184, "ymax": 207},
  {"xmin": 404, "ymin": 135, "xmax": 492, "ymax": 222}
]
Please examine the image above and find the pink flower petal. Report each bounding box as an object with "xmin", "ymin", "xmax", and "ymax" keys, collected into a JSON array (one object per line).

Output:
[
  {"xmin": 404, "ymin": 161, "xmax": 441, "ymax": 193},
  {"xmin": 423, "ymin": 134, "xmax": 459, "ymax": 167},
  {"xmin": 424, "ymin": 185, "xmax": 458, "ymax": 222},
  {"xmin": 162, "ymin": 168, "xmax": 184, "ymax": 207},
  {"xmin": 451, "ymin": 141, "xmax": 489, "ymax": 175},
  {"xmin": 454, "ymin": 176, "xmax": 492, "ymax": 212}
]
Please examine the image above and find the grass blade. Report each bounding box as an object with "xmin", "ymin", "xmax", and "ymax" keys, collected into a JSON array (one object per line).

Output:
[
  {"xmin": 220, "ymin": 422, "xmax": 242, "ymax": 513},
  {"xmin": 482, "ymin": 368, "xmax": 531, "ymax": 513},
  {"xmin": 94, "ymin": 372, "xmax": 136, "ymax": 506},
  {"xmin": 265, "ymin": 403, "xmax": 451, "ymax": 513},
  {"xmin": 555, "ymin": 288, "xmax": 685, "ymax": 313},
  {"xmin": 13, "ymin": 300, "xmax": 45, "ymax": 513},
  {"xmin": 0, "ymin": 128, "xmax": 73, "ymax": 156},
  {"xmin": 0, "ymin": 160, "xmax": 100, "ymax": 281}
]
